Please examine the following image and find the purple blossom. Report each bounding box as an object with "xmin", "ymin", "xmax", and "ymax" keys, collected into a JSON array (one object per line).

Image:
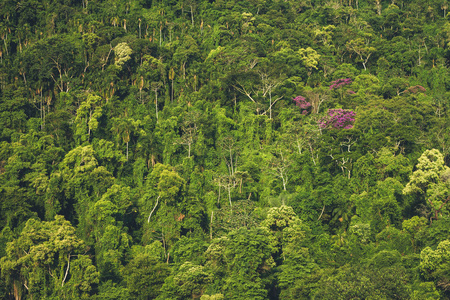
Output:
[
  {"xmin": 347, "ymin": 90, "xmax": 356, "ymax": 94},
  {"xmin": 293, "ymin": 95, "xmax": 311, "ymax": 112},
  {"xmin": 329, "ymin": 78, "xmax": 352, "ymax": 90},
  {"xmin": 319, "ymin": 109, "xmax": 356, "ymax": 129}
]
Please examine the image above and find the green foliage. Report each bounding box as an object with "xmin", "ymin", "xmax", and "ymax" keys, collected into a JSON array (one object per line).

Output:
[
  {"xmin": 0, "ymin": 216, "xmax": 99, "ymax": 299},
  {"xmin": 1, "ymin": 0, "xmax": 450, "ymax": 297},
  {"xmin": 160, "ymin": 261, "xmax": 212, "ymax": 299},
  {"xmin": 75, "ymin": 93, "xmax": 104, "ymax": 144},
  {"xmin": 312, "ymin": 265, "xmax": 411, "ymax": 299},
  {"xmin": 204, "ymin": 227, "xmax": 276, "ymax": 299},
  {"xmin": 124, "ymin": 252, "xmax": 169, "ymax": 299},
  {"xmin": 403, "ymin": 149, "xmax": 449, "ymax": 195},
  {"xmin": 114, "ymin": 42, "xmax": 133, "ymax": 68}
]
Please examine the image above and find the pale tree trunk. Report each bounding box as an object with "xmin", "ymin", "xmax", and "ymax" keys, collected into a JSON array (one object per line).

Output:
[
  {"xmin": 269, "ymin": 91, "xmax": 272, "ymax": 119},
  {"xmin": 155, "ymin": 91, "xmax": 158, "ymax": 121},
  {"xmin": 309, "ymin": 142, "xmax": 317, "ymax": 166},
  {"xmin": 159, "ymin": 24, "xmax": 162, "ymax": 47},
  {"xmin": 13, "ymin": 280, "xmax": 21, "ymax": 300},
  {"xmin": 40, "ymin": 91, "xmax": 45, "ymax": 130},
  {"xmin": 171, "ymin": 79, "xmax": 174, "ymax": 102},
  {"xmin": 296, "ymin": 139, "xmax": 303, "ymax": 155},
  {"xmin": 375, "ymin": 0, "xmax": 381, "ymax": 15},
  {"xmin": 281, "ymin": 173, "xmax": 287, "ymax": 191},
  {"xmin": 210, "ymin": 211, "xmax": 214, "ymax": 239},
  {"xmin": 229, "ymin": 149, "xmax": 234, "ymax": 175}
]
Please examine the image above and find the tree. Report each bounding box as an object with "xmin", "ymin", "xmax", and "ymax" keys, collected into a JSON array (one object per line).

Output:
[
  {"xmin": 420, "ymin": 240, "xmax": 450, "ymax": 294},
  {"xmin": 298, "ymin": 47, "xmax": 321, "ymax": 76},
  {"xmin": 111, "ymin": 116, "xmax": 143, "ymax": 161},
  {"xmin": 205, "ymin": 227, "xmax": 277, "ymax": 299},
  {"xmin": 312, "ymin": 265, "xmax": 410, "ymax": 299},
  {"xmin": 0, "ymin": 131, "xmax": 65, "ymax": 226},
  {"xmin": 175, "ymin": 110, "xmax": 200, "ymax": 158},
  {"xmin": 319, "ymin": 109, "xmax": 356, "ymax": 130},
  {"xmin": 345, "ymin": 36, "xmax": 376, "ymax": 70},
  {"xmin": 173, "ymin": 35, "xmax": 199, "ymax": 80},
  {"xmin": 261, "ymin": 206, "xmax": 317, "ymax": 299},
  {"xmin": 21, "ymin": 34, "xmax": 83, "ymax": 92},
  {"xmin": 159, "ymin": 261, "xmax": 212, "ymax": 299},
  {"xmin": 232, "ymin": 66, "xmax": 284, "ymax": 117},
  {"xmin": 151, "ymin": 81, "xmax": 163, "ymax": 121},
  {"xmin": 403, "ymin": 149, "xmax": 450, "ymax": 223},
  {"xmin": 403, "ymin": 216, "xmax": 428, "ymax": 252},
  {"xmin": 54, "ymin": 145, "xmax": 114, "ymax": 240},
  {"xmin": 304, "ymin": 86, "xmax": 330, "ymax": 114},
  {"xmin": 0, "ymin": 216, "xmax": 99, "ymax": 300},
  {"xmin": 268, "ymin": 148, "xmax": 291, "ymax": 191},
  {"xmin": 217, "ymin": 136, "xmax": 239, "ymax": 177},
  {"xmin": 141, "ymin": 163, "xmax": 186, "ymax": 253},
  {"xmin": 124, "ymin": 250, "xmax": 169, "ymax": 300},
  {"xmin": 114, "ymin": 42, "xmax": 133, "ymax": 69},
  {"xmin": 74, "ymin": 93, "xmax": 104, "ymax": 144},
  {"xmin": 211, "ymin": 200, "xmax": 259, "ymax": 237},
  {"xmin": 169, "ymin": 67, "xmax": 175, "ymax": 102},
  {"xmin": 139, "ymin": 54, "xmax": 166, "ymax": 107},
  {"xmin": 89, "ymin": 184, "xmax": 132, "ymax": 281},
  {"xmin": 257, "ymin": 67, "xmax": 284, "ymax": 119}
]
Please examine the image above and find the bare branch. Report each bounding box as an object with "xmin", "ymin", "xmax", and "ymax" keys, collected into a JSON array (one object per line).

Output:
[
  {"xmin": 62, "ymin": 253, "xmax": 71, "ymax": 287},
  {"xmin": 148, "ymin": 195, "xmax": 161, "ymax": 223},
  {"xmin": 260, "ymin": 96, "xmax": 283, "ymax": 116},
  {"xmin": 318, "ymin": 204, "xmax": 326, "ymax": 221},
  {"xmin": 101, "ymin": 44, "xmax": 113, "ymax": 71},
  {"xmin": 232, "ymin": 81, "xmax": 257, "ymax": 103}
]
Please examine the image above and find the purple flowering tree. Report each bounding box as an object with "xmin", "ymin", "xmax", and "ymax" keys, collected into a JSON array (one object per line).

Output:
[
  {"xmin": 293, "ymin": 96, "xmax": 311, "ymax": 115},
  {"xmin": 329, "ymin": 78, "xmax": 353, "ymax": 103},
  {"xmin": 319, "ymin": 109, "xmax": 356, "ymax": 129},
  {"xmin": 329, "ymin": 78, "xmax": 353, "ymax": 90}
]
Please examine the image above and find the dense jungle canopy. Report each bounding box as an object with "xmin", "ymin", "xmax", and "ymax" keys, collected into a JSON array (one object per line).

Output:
[{"xmin": 1, "ymin": 0, "xmax": 450, "ymax": 299}]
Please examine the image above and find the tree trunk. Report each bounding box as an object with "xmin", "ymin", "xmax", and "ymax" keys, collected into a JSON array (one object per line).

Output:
[
  {"xmin": 155, "ymin": 90, "xmax": 158, "ymax": 121},
  {"xmin": 229, "ymin": 149, "xmax": 234, "ymax": 175},
  {"xmin": 210, "ymin": 211, "xmax": 213, "ymax": 239},
  {"xmin": 171, "ymin": 79, "xmax": 174, "ymax": 102},
  {"xmin": 317, "ymin": 204, "xmax": 325, "ymax": 220},
  {"xmin": 269, "ymin": 91, "xmax": 272, "ymax": 119},
  {"xmin": 13, "ymin": 280, "xmax": 21, "ymax": 300}
]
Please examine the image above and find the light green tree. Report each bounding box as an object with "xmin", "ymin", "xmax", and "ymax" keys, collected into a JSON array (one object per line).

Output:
[
  {"xmin": 345, "ymin": 36, "xmax": 376, "ymax": 70},
  {"xmin": 298, "ymin": 47, "xmax": 320, "ymax": 75},
  {"xmin": 114, "ymin": 42, "xmax": 132, "ymax": 69},
  {"xmin": 420, "ymin": 240, "xmax": 450, "ymax": 293},
  {"xmin": 74, "ymin": 93, "xmax": 103, "ymax": 144},
  {"xmin": 0, "ymin": 216, "xmax": 99, "ymax": 300},
  {"xmin": 403, "ymin": 149, "xmax": 450, "ymax": 223},
  {"xmin": 262, "ymin": 206, "xmax": 317, "ymax": 299}
]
